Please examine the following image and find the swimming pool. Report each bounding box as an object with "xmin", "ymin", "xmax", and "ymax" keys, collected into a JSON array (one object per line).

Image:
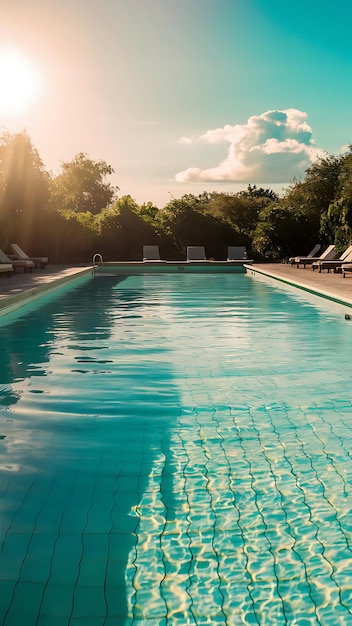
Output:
[{"xmin": 1, "ymin": 273, "xmax": 352, "ymax": 625}]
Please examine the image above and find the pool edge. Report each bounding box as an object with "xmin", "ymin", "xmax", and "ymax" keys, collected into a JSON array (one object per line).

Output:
[
  {"xmin": 245, "ymin": 264, "xmax": 352, "ymax": 310},
  {"xmin": 0, "ymin": 267, "xmax": 93, "ymax": 317}
]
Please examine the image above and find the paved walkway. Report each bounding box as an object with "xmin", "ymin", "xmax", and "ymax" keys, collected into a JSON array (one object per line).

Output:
[
  {"xmin": 0, "ymin": 265, "xmax": 92, "ymax": 313},
  {"xmin": 247, "ymin": 263, "xmax": 352, "ymax": 307},
  {"xmin": 1, "ymin": 262, "xmax": 352, "ymax": 316}
]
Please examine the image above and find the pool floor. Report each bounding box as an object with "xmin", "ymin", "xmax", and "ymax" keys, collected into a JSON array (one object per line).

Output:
[{"xmin": 0, "ymin": 273, "xmax": 352, "ymax": 625}]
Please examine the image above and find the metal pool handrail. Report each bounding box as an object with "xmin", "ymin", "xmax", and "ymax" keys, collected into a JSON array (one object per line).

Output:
[{"xmin": 92, "ymin": 253, "xmax": 103, "ymax": 267}]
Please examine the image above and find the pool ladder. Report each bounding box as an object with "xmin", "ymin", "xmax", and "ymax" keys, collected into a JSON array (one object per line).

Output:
[{"xmin": 92, "ymin": 253, "xmax": 103, "ymax": 274}]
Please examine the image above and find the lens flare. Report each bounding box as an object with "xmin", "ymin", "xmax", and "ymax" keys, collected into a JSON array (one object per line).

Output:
[{"xmin": 0, "ymin": 48, "xmax": 42, "ymax": 116}]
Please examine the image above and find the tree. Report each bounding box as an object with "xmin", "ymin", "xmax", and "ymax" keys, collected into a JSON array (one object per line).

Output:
[
  {"xmin": 205, "ymin": 191, "xmax": 265, "ymax": 236},
  {"xmin": 157, "ymin": 194, "xmax": 248, "ymax": 259},
  {"xmin": 38, "ymin": 209, "xmax": 99, "ymax": 263},
  {"xmin": 238, "ymin": 184, "xmax": 279, "ymax": 202},
  {"xmin": 285, "ymin": 154, "xmax": 343, "ymax": 224},
  {"xmin": 0, "ymin": 130, "xmax": 50, "ymax": 249},
  {"xmin": 96, "ymin": 196, "xmax": 160, "ymax": 260},
  {"xmin": 137, "ymin": 201, "xmax": 160, "ymax": 225},
  {"xmin": 50, "ymin": 152, "xmax": 118, "ymax": 215},
  {"xmin": 319, "ymin": 149, "xmax": 352, "ymax": 252},
  {"xmin": 188, "ymin": 188, "xmax": 279, "ymax": 238},
  {"xmin": 252, "ymin": 203, "xmax": 314, "ymax": 261},
  {"xmin": 335, "ymin": 148, "xmax": 352, "ymax": 227}
]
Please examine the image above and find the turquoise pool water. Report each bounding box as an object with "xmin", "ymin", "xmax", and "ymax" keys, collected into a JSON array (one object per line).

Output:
[{"xmin": 0, "ymin": 273, "xmax": 352, "ymax": 625}]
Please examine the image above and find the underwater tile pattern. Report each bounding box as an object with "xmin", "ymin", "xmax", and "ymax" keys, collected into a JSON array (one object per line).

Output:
[
  {"xmin": 1, "ymin": 274, "xmax": 352, "ymax": 625},
  {"xmin": 126, "ymin": 402, "xmax": 352, "ymax": 625}
]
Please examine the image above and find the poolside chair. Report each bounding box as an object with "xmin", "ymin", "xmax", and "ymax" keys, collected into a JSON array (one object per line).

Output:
[
  {"xmin": 294, "ymin": 245, "xmax": 336, "ymax": 268},
  {"xmin": 0, "ymin": 247, "xmax": 35, "ymax": 272},
  {"xmin": 289, "ymin": 244, "xmax": 321, "ymax": 265},
  {"xmin": 187, "ymin": 246, "xmax": 207, "ymax": 261},
  {"xmin": 0, "ymin": 263, "xmax": 14, "ymax": 277},
  {"xmin": 342, "ymin": 263, "xmax": 352, "ymax": 278},
  {"xmin": 227, "ymin": 246, "xmax": 248, "ymax": 261},
  {"xmin": 311, "ymin": 245, "xmax": 352, "ymax": 273},
  {"xmin": 10, "ymin": 243, "xmax": 48, "ymax": 269},
  {"xmin": 143, "ymin": 245, "xmax": 161, "ymax": 261}
]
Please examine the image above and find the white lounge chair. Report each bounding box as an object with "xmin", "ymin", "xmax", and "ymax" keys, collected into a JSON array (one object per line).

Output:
[
  {"xmin": 289, "ymin": 244, "xmax": 321, "ymax": 265},
  {"xmin": 143, "ymin": 245, "xmax": 161, "ymax": 261},
  {"xmin": 342, "ymin": 262, "xmax": 352, "ymax": 278},
  {"xmin": 187, "ymin": 246, "xmax": 207, "ymax": 261},
  {"xmin": 312, "ymin": 245, "xmax": 352, "ymax": 273},
  {"xmin": 294, "ymin": 245, "xmax": 336, "ymax": 268},
  {"xmin": 0, "ymin": 247, "xmax": 35, "ymax": 272},
  {"xmin": 0, "ymin": 263, "xmax": 14, "ymax": 277},
  {"xmin": 227, "ymin": 246, "xmax": 248, "ymax": 261},
  {"xmin": 10, "ymin": 243, "xmax": 48, "ymax": 269}
]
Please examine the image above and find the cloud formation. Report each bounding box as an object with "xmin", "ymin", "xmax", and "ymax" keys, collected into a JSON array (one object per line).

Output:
[{"xmin": 175, "ymin": 109, "xmax": 323, "ymax": 184}]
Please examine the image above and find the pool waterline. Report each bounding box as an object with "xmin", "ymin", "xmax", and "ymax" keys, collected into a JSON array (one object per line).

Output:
[
  {"xmin": 1, "ymin": 261, "xmax": 352, "ymax": 322},
  {"xmin": 0, "ymin": 267, "xmax": 92, "ymax": 319},
  {"xmin": 0, "ymin": 272, "xmax": 352, "ymax": 625},
  {"xmin": 246, "ymin": 263, "xmax": 352, "ymax": 311}
]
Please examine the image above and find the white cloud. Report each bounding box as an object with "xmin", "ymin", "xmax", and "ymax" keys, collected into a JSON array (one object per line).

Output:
[{"xmin": 175, "ymin": 108, "xmax": 324, "ymax": 184}]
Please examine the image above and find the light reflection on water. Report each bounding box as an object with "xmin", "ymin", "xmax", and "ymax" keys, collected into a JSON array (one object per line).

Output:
[{"xmin": 0, "ymin": 273, "xmax": 352, "ymax": 625}]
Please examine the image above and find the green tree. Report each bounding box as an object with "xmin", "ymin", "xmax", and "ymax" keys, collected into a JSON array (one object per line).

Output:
[
  {"xmin": 238, "ymin": 184, "xmax": 279, "ymax": 202},
  {"xmin": 50, "ymin": 152, "xmax": 118, "ymax": 215},
  {"xmin": 252, "ymin": 153, "xmax": 347, "ymax": 261},
  {"xmin": 319, "ymin": 149, "xmax": 352, "ymax": 252},
  {"xmin": 188, "ymin": 188, "xmax": 278, "ymax": 238},
  {"xmin": 38, "ymin": 209, "xmax": 99, "ymax": 263},
  {"xmin": 285, "ymin": 154, "xmax": 343, "ymax": 227},
  {"xmin": 252, "ymin": 203, "xmax": 314, "ymax": 261},
  {"xmin": 205, "ymin": 191, "xmax": 270, "ymax": 236},
  {"xmin": 96, "ymin": 196, "xmax": 160, "ymax": 260},
  {"xmin": 157, "ymin": 195, "xmax": 248, "ymax": 259},
  {"xmin": 136, "ymin": 201, "xmax": 160, "ymax": 225},
  {"xmin": 0, "ymin": 130, "xmax": 50, "ymax": 249},
  {"xmin": 334, "ymin": 148, "xmax": 352, "ymax": 229}
]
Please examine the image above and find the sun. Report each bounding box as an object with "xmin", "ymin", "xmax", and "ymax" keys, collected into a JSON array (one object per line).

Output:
[{"xmin": 0, "ymin": 48, "xmax": 42, "ymax": 117}]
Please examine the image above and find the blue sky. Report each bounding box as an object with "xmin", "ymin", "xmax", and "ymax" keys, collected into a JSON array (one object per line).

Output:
[{"xmin": 1, "ymin": 0, "xmax": 351, "ymax": 206}]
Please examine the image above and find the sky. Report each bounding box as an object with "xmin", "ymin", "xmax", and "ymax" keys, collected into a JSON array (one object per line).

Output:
[{"xmin": 0, "ymin": 0, "xmax": 351, "ymax": 207}]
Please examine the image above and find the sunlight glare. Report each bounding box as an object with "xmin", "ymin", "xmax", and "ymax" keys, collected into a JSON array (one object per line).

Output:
[{"xmin": 0, "ymin": 49, "xmax": 42, "ymax": 117}]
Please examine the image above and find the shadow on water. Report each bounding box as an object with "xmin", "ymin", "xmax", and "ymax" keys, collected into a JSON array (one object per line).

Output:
[{"xmin": 0, "ymin": 275, "xmax": 180, "ymax": 625}]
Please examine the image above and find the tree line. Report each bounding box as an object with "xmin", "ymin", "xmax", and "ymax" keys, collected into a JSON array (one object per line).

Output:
[{"xmin": 0, "ymin": 130, "xmax": 351, "ymax": 263}]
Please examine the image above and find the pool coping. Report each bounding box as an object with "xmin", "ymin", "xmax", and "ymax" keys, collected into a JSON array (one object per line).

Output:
[
  {"xmin": 0, "ymin": 266, "xmax": 93, "ymax": 317},
  {"xmin": 0, "ymin": 261, "xmax": 247, "ymax": 317},
  {"xmin": 1, "ymin": 261, "xmax": 352, "ymax": 319},
  {"xmin": 93, "ymin": 260, "xmax": 251, "ymax": 273},
  {"xmin": 245, "ymin": 263, "xmax": 352, "ymax": 310}
]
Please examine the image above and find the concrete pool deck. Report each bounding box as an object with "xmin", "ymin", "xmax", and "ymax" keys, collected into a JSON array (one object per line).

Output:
[
  {"xmin": 0, "ymin": 262, "xmax": 352, "ymax": 316},
  {"xmin": 0, "ymin": 265, "xmax": 92, "ymax": 315},
  {"xmin": 245, "ymin": 263, "xmax": 352, "ymax": 308}
]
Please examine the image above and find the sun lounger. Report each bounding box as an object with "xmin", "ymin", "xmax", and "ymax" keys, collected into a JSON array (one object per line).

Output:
[
  {"xmin": 143, "ymin": 245, "xmax": 161, "ymax": 261},
  {"xmin": 0, "ymin": 248, "xmax": 35, "ymax": 272},
  {"xmin": 312, "ymin": 245, "xmax": 352, "ymax": 273},
  {"xmin": 227, "ymin": 246, "xmax": 248, "ymax": 261},
  {"xmin": 294, "ymin": 245, "xmax": 336, "ymax": 268},
  {"xmin": 342, "ymin": 263, "xmax": 352, "ymax": 278},
  {"xmin": 0, "ymin": 263, "xmax": 14, "ymax": 277},
  {"xmin": 10, "ymin": 243, "xmax": 48, "ymax": 269},
  {"xmin": 187, "ymin": 246, "xmax": 207, "ymax": 261},
  {"xmin": 289, "ymin": 244, "xmax": 321, "ymax": 265}
]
